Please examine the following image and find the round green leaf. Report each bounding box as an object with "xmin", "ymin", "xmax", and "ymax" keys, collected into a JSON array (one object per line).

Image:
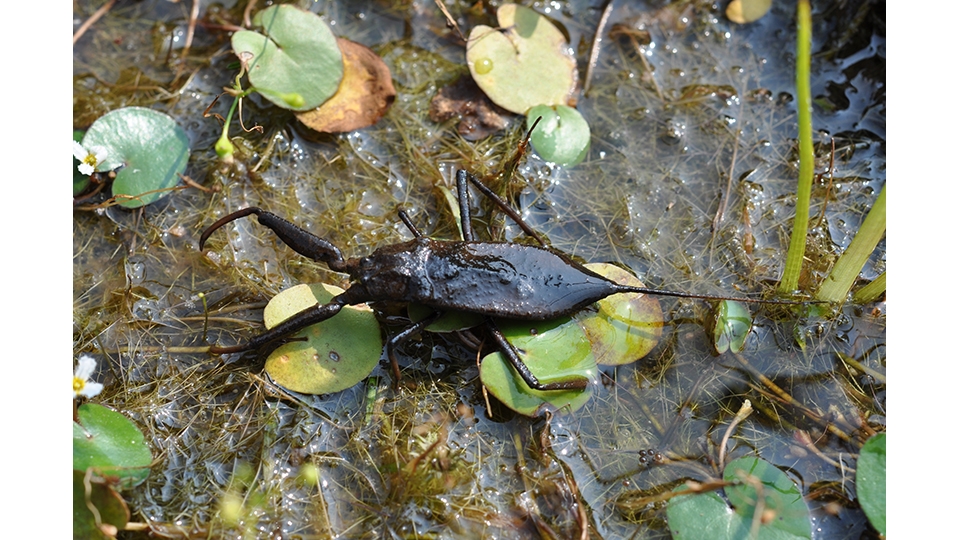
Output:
[
  {"xmin": 82, "ymin": 107, "xmax": 190, "ymax": 208},
  {"xmin": 466, "ymin": 4, "xmax": 577, "ymax": 114},
  {"xmin": 856, "ymin": 433, "xmax": 886, "ymax": 535},
  {"xmin": 232, "ymin": 5, "xmax": 344, "ymax": 111},
  {"xmin": 73, "ymin": 403, "xmax": 152, "ymax": 488},
  {"xmin": 713, "ymin": 300, "xmax": 753, "ymax": 354},
  {"xmin": 577, "ymin": 263, "xmax": 663, "ymax": 365},
  {"xmin": 526, "ymin": 105, "xmax": 590, "ymax": 167},
  {"xmin": 667, "ymin": 487, "xmax": 742, "ymax": 540},
  {"xmin": 480, "ymin": 317, "xmax": 597, "ymax": 417},
  {"xmin": 73, "ymin": 470, "xmax": 129, "ymax": 540},
  {"xmin": 263, "ymin": 283, "xmax": 382, "ymax": 395},
  {"xmin": 723, "ymin": 456, "xmax": 811, "ymax": 535},
  {"xmin": 667, "ymin": 456, "xmax": 811, "ymax": 540}
]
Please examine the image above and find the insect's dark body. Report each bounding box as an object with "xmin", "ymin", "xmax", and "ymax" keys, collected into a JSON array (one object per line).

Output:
[
  {"xmin": 201, "ymin": 169, "xmax": 803, "ymax": 392},
  {"xmin": 345, "ymin": 239, "xmax": 623, "ymax": 320}
]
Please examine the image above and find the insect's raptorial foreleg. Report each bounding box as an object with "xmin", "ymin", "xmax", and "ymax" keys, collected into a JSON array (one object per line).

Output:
[
  {"xmin": 486, "ymin": 318, "xmax": 589, "ymax": 392},
  {"xmin": 209, "ymin": 298, "xmax": 346, "ymax": 355},
  {"xmin": 199, "ymin": 207, "xmax": 347, "ymax": 272},
  {"xmin": 385, "ymin": 311, "xmax": 443, "ymax": 384}
]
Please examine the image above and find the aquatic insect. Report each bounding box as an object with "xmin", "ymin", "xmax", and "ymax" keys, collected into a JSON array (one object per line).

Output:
[{"xmin": 200, "ymin": 170, "xmax": 808, "ymax": 391}]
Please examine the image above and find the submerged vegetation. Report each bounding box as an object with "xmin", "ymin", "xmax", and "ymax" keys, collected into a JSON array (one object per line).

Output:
[{"xmin": 73, "ymin": 1, "xmax": 884, "ymax": 538}]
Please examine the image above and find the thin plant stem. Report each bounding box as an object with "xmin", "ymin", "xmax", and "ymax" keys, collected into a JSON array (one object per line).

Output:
[
  {"xmin": 73, "ymin": 0, "xmax": 118, "ymax": 45},
  {"xmin": 779, "ymin": 0, "xmax": 814, "ymax": 294}
]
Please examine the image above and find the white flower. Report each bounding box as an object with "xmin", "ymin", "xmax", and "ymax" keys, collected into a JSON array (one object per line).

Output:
[
  {"xmin": 72, "ymin": 141, "xmax": 108, "ymax": 176},
  {"xmin": 73, "ymin": 354, "xmax": 104, "ymax": 399}
]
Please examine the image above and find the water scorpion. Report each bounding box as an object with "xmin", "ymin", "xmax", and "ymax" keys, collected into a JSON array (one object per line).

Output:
[{"xmin": 200, "ymin": 169, "xmax": 812, "ymax": 391}]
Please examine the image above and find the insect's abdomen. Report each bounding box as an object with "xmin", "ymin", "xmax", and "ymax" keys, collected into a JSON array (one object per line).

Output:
[{"xmin": 420, "ymin": 242, "xmax": 621, "ymax": 320}]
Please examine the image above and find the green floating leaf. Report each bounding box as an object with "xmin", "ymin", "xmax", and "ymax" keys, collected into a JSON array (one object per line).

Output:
[
  {"xmin": 856, "ymin": 433, "xmax": 886, "ymax": 536},
  {"xmin": 73, "ymin": 470, "xmax": 129, "ymax": 540},
  {"xmin": 73, "ymin": 403, "xmax": 152, "ymax": 488},
  {"xmin": 667, "ymin": 456, "xmax": 811, "ymax": 540},
  {"xmin": 232, "ymin": 4, "xmax": 344, "ymax": 111},
  {"xmin": 466, "ymin": 4, "xmax": 577, "ymax": 114},
  {"xmin": 73, "ymin": 130, "xmax": 91, "ymax": 196},
  {"xmin": 526, "ymin": 105, "xmax": 590, "ymax": 167},
  {"xmin": 82, "ymin": 107, "xmax": 190, "ymax": 208},
  {"xmin": 713, "ymin": 300, "xmax": 752, "ymax": 354},
  {"xmin": 263, "ymin": 283, "xmax": 382, "ymax": 395},
  {"xmin": 577, "ymin": 263, "xmax": 662, "ymax": 365},
  {"xmin": 480, "ymin": 317, "xmax": 597, "ymax": 417}
]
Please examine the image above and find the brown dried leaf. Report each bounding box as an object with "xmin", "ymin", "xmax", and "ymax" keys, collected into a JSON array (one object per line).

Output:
[
  {"xmin": 296, "ymin": 38, "xmax": 396, "ymax": 133},
  {"xmin": 429, "ymin": 76, "xmax": 511, "ymax": 141}
]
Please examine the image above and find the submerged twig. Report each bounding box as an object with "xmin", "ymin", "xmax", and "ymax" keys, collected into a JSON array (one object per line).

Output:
[
  {"xmin": 813, "ymin": 138, "xmax": 837, "ymax": 230},
  {"xmin": 171, "ymin": 0, "xmax": 201, "ymax": 83},
  {"xmin": 434, "ymin": 0, "xmax": 466, "ymax": 42},
  {"xmin": 717, "ymin": 399, "xmax": 752, "ymax": 468},
  {"xmin": 609, "ymin": 24, "xmax": 664, "ymax": 101},
  {"xmin": 179, "ymin": 173, "xmax": 218, "ymax": 193},
  {"xmin": 73, "ymin": 0, "xmax": 118, "ymax": 45},
  {"xmin": 73, "ymin": 185, "xmax": 192, "ymax": 211},
  {"xmin": 711, "ymin": 128, "xmax": 742, "ymax": 236},
  {"xmin": 733, "ymin": 353, "xmax": 853, "ymax": 443},
  {"xmin": 243, "ymin": 0, "xmax": 256, "ymax": 28},
  {"xmin": 583, "ymin": 0, "xmax": 615, "ymax": 96},
  {"xmin": 73, "ymin": 178, "xmax": 108, "ymax": 206}
]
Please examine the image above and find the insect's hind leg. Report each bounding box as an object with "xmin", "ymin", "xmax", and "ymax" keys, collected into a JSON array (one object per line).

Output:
[{"xmin": 485, "ymin": 318, "xmax": 589, "ymax": 391}]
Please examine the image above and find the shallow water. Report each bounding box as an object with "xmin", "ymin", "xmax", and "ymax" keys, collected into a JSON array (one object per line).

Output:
[{"xmin": 73, "ymin": 1, "xmax": 884, "ymax": 538}]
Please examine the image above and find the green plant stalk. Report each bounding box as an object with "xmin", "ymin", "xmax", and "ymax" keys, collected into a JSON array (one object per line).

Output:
[
  {"xmin": 214, "ymin": 94, "xmax": 240, "ymax": 162},
  {"xmin": 214, "ymin": 72, "xmax": 257, "ymax": 163},
  {"xmin": 852, "ymin": 271, "xmax": 886, "ymax": 304},
  {"xmin": 778, "ymin": 0, "xmax": 814, "ymax": 294},
  {"xmin": 816, "ymin": 185, "xmax": 886, "ymax": 303}
]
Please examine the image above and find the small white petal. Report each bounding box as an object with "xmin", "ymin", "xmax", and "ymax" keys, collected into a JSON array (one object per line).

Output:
[
  {"xmin": 80, "ymin": 381, "xmax": 104, "ymax": 398},
  {"xmin": 78, "ymin": 162, "xmax": 95, "ymax": 175},
  {"xmin": 75, "ymin": 354, "xmax": 97, "ymax": 379},
  {"xmin": 91, "ymin": 146, "xmax": 109, "ymax": 163},
  {"xmin": 73, "ymin": 140, "xmax": 88, "ymax": 161}
]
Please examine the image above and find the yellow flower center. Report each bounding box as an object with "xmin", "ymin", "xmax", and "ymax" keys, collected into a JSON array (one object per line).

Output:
[
  {"xmin": 82, "ymin": 153, "xmax": 98, "ymax": 168},
  {"xmin": 73, "ymin": 376, "xmax": 85, "ymax": 393}
]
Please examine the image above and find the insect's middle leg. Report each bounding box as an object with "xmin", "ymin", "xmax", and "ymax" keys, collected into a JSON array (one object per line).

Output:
[
  {"xmin": 385, "ymin": 311, "xmax": 443, "ymax": 385},
  {"xmin": 458, "ymin": 170, "xmax": 548, "ymax": 247},
  {"xmin": 455, "ymin": 169, "xmax": 475, "ymax": 242},
  {"xmin": 209, "ymin": 298, "xmax": 346, "ymax": 355}
]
